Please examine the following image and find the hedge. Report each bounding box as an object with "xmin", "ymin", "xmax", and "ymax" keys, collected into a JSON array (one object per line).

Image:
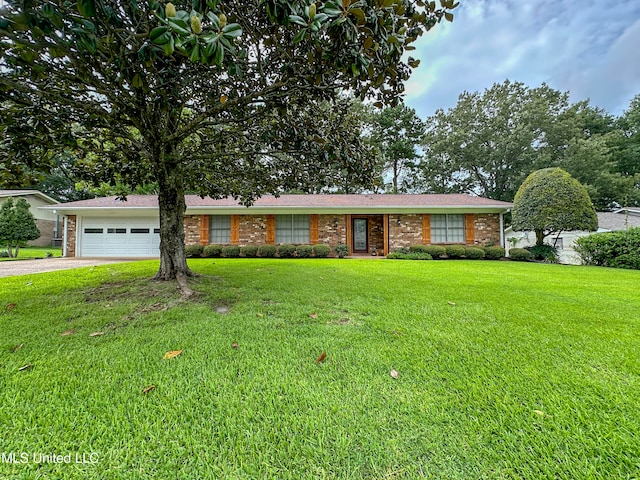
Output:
[
  {"xmin": 508, "ymin": 248, "xmax": 532, "ymax": 261},
  {"xmin": 575, "ymin": 228, "xmax": 640, "ymax": 269},
  {"xmin": 203, "ymin": 244, "xmax": 223, "ymax": 258},
  {"xmin": 312, "ymin": 244, "xmax": 331, "ymax": 258}
]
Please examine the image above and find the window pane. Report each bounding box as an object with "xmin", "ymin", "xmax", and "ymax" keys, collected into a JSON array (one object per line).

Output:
[
  {"xmin": 131, "ymin": 228, "xmax": 150, "ymax": 234},
  {"xmin": 84, "ymin": 228, "xmax": 103, "ymax": 234},
  {"xmin": 276, "ymin": 215, "xmax": 309, "ymax": 243},
  {"xmin": 430, "ymin": 214, "xmax": 465, "ymax": 243},
  {"xmin": 210, "ymin": 215, "xmax": 231, "ymax": 244},
  {"xmin": 107, "ymin": 228, "xmax": 126, "ymax": 234},
  {"xmin": 447, "ymin": 214, "xmax": 465, "ymax": 242}
]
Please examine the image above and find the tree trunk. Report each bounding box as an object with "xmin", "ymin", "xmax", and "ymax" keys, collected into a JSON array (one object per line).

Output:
[
  {"xmin": 153, "ymin": 145, "xmax": 195, "ymax": 295},
  {"xmin": 535, "ymin": 229, "xmax": 545, "ymax": 247}
]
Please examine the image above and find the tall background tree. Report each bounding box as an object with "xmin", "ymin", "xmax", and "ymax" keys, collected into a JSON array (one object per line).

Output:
[
  {"xmin": 0, "ymin": 0, "xmax": 458, "ymax": 286},
  {"xmin": 511, "ymin": 168, "xmax": 597, "ymax": 247}
]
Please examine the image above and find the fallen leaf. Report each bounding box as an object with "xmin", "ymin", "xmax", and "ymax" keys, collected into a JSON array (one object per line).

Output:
[
  {"xmin": 309, "ymin": 313, "xmax": 318, "ymax": 319},
  {"xmin": 61, "ymin": 329, "xmax": 76, "ymax": 337},
  {"xmin": 447, "ymin": 301, "xmax": 456, "ymax": 306},
  {"xmin": 4, "ymin": 303, "xmax": 16, "ymax": 312},
  {"xmin": 25, "ymin": 282, "xmax": 33, "ymax": 286},
  {"xmin": 220, "ymin": 95, "xmax": 228, "ymax": 103},
  {"xmin": 142, "ymin": 385, "xmax": 156, "ymax": 394},
  {"xmin": 18, "ymin": 364, "xmax": 34, "ymax": 371},
  {"xmin": 231, "ymin": 342, "xmax": 239, "ymax": 349},
  {"xmin": 533, "ymin": 409, "xmax": 551, "ymax": 417},
  {"xmin": 89, "ymin": 331, "xmax": 104, "ymax": 337},
  {"xmin": 10, "ymin": 343, "xmax": 24, "ymax": 353},
  {"xmin": 163, "ymin": 350, "xmax": 183, "ymax": 360},
  {"xmin": 256, "ymin": 313, "xmax": 264, "ymax": 317},
  {"xmin": 390, "ymin": 369, "xmax": 399, "ymax": 379},
  {"xmin": 316, "ymin": 351, "xmax": 327, "ymax": 363}
]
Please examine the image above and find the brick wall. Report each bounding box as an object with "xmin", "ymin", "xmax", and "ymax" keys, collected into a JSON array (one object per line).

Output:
[
  {"xmin": 388, "ymin": 214, "xmax": 423, "ymax": 251},
  {"xmin": 317, "ymin": 214, "xmax": 347, "ymax": 247},
  {"xmin": 184, "ymin": 215, "xmax": 200, "ymax": 245},
  {"xmin": 30, "ymin": 219, "xmax": 56, "ymax": 247},
  {"xmin": 66, "ymin": 215, "xmax": 76, "ymax": 257},
  {"xmin": 239, "ymin": 215, "xmax": 267, "ymax": 245},
  {"xmin": 473, "ymin": 213, "xmax": 501, "ymax": 246}
]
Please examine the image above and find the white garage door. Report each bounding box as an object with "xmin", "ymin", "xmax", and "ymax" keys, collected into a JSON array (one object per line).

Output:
[{"xmin": 79, "ymin": 218, "xmax": 160, "ymax": 257}]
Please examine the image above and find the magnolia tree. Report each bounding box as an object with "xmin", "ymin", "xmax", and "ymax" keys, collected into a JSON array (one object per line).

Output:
[
  {"xmin": 511, "ymin": 168, "xmax": 598, "ymax": 247},
  {"xmin": 0, "ymin": 198, "xmax": 41, "ymax": 257},
  {"xmin": 0, "ymin": 0, "xmax": 457, "ymax": 290}
]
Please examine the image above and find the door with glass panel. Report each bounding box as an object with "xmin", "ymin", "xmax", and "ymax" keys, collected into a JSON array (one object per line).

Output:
[{"xmin": 352, "ymin": 218, "xmax": 368, "ymax": 253}]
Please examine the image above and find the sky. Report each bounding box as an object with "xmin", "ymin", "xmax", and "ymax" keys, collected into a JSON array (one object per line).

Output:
[{"xmin": 404, "ymin": 0, "xmax": 640, "ymax": 119}]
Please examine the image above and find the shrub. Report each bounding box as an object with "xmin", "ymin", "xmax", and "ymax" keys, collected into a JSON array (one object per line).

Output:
[
  {"xmin": 240, "ymin": 245, "xmax": 258, "ymax": 258},
  {"xmin": 277, "ymin": 244, "xmax": 296, "ymax": 258},
  {"xmin": 609, "ymin": 253, "xmax": 640, "ymax": 270},
  {"xmin": 202, "ymin": 244, "xmax": 223, "ymax": 258},
  {"xmin": 312, "ymin": 244, "xmax": 331, "ymax": 258},
  {"xmin": 509, "ymin": 248, "xmax": 532, "ymax": 261},
  {"xmin": 575, "ymin": 228, "xmax": 640, "ymax": 269},
  {"xmin": 423, "ymin": 245, "xmax": 447, "ymax": 259},
  {"xmin": 295, "ymin": 244, "xmax": 313, "ymax": 258},
  {"xmin": 464, "ymin": 247, "xmax": 485, "ymax": 259},
  {"xmin": 484, "ymin": 246, "xmax": 506, "ymax": 260},
  {"xmin": 387, "ymin": 251, "xmax": 432, "ymax": 260},
  {"xmin": 334, "ymin": 243, "xmax": 349, "ymax": 258},
  {"xmin": 409, "ymin": 244, "xmax": 429, "ymax": 253},
  {"xmin": 445, "ymin": 245, "xmax": 466, "ymax": 259},
  {"xmin": 257, "ymin": 244, "xmax": 277, "ymax": 258},
  {"xmin": 185, "ymin": 244, "xmax": 204, "ymax": 258},
  {"xmin": 526, "ymin": 244, "xmax": 557, "ymax": 263},
  {"xmin": 0, "ymin": 251, "xmax": 9, "ymax": 258},
  {"xmin": 221, "ymin": 245, "xmax": 240, "ymax": 258}
]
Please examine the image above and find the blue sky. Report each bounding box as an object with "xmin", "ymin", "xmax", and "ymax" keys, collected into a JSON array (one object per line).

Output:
[{"xmin": 404, "ymin": 0, "xmax": 640, "ymax": 119}]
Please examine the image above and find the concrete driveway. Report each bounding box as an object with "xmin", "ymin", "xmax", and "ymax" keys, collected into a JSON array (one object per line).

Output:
[{"xmin": 0, "ymin": 258, "xmax": 154, "ymax": 278}]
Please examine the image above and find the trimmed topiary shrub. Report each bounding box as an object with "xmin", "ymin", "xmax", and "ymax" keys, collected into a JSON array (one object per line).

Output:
[
  {"xmin": 334, "ymin": 243, "xmax": 349, "ymax": 258},
  {"xmin": 312, "ymin": 244, "xmax": 331, "ymax": 258},
  {"xmin": 526, "ymin": 244, "xmax": 557, "ymax": 263},
  {"xmin": 464, "ymin": 247, "xmax": 485, "ymax": 259},
  {"xmin": 445, "ymin": 245, "xmax": 466, "ymax": 259},
  {"xmin": 257, "ymin": 244, "xmax": 277, "ymax": 258},
  {"xmin": 509, "ymin": 248, "xmax": 532, "ymax": 261},
  {"xmin": 295, "ymin": 244, "xmax": 313, "ymax": 258},
  {"xmin": 277, "ymin": 244, "xmax": 296, "ymax": 258},
  {"xmin": 423, "ymin": 245, "xmax": 447, "ymax": 259},
  {"xmin": 484, "ymin": 246, "xmax": 506, "ymax": 260},
  {"xmin": 240, "ymin": 245, "xmax": 258, "ymax": 258},
  {"xmin": 387, "ymin": 251, "xmax": 432, "ymax": 260},
  {"xmin": 185, "ymin": 244, "xmax": 204, "ymax": 258},
  {"xmin": 202, "ymin": 244, "xmax": 223, "ymax": 258},
  {"xmin": 221, "ymin": 245, "xmax": 240, "ymax": 258}
]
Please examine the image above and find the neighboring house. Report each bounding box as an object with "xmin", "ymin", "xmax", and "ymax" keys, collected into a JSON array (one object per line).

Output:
[
  {"xmin": 0, "ymin": 189, "xmax": 60, "ymax": 247},
  {"xmin": 505, "ymin": 208, "xmax": 640, "ymax": 265},
  {"xmin": 43, "ymin": 194, "xmax": 512, "ymax": 258}
]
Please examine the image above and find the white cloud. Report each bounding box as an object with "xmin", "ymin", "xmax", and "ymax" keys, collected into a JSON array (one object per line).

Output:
[{"xmin": 404, "ymin": 0, "xmax": 640, "ymax": 117}]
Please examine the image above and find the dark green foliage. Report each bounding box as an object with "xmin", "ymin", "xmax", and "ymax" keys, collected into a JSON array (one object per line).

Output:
[
  {"xmin": 277, "ymin": 244, "xmax": 296, "ymax": 258},
  {"xmin": 334, "ymin": 244, "xmax": 349, "ymax": 258},
  {"xmin": 575, "ymin": 228, "xmax": 640, "ymax": 270},
  {"xmin": 240, "ymin": 245, "xmax": 258, "ymax": 258},
  {"xmin": 464, "ymin": 247, "xmax": 485, "ymax": 259},
  {"xmin": 386, "ymin": 251, "xmax": 433, "ymax": 260},
  {"xmin": 295, "ymin": 245, "xmax": 313, "ymax": 258},
  {"xmin": 221, "ymin": 245, "xmax": 241, "ymax": 258},
  {"xmin": 483, "ymin": 246, "xmax": 506, "ymax": 260},
  {"xmin": 312, "ymin": 244, "xmax": 331, "ymax": 258},
  {"xmin": 202, "ymin": 244, "xmax": 223, "ymax": 258},
  {"xmin": 257, "ymin": 245, "xmax": 277, "ymax": 258},
  {"xmin": 0, "ymin": 198, "xmax": 40, "ymax": 257},
  {"xmin": 185, "ymin": 245, "xmax": 204, "ymax": 258},
  {"xmin": 0, "ymin": 250, "xmax": 9, "ymax": 258},
  {"xmin": 445, "ymin": 245, "xmax": 466, "ymax": 258},
  {"xmin": 421, "ymin": 245, "xmax": 447, "ymax": 259},
  {"xmin": 526, "ymin": 244, "xmax": 558, "ymax": 263},
  {"xmin": 508, "ymin": 248, "xmax": 532, "ymax": 261},
  {"xmin": 512, "ymin": 168, "xmax": 598, "ymax": 246}
]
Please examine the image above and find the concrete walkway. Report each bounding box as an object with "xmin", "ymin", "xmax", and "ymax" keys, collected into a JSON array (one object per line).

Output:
[{"xmin": 0, "ymin": 258, "xmax": 154, "ymax": 278}]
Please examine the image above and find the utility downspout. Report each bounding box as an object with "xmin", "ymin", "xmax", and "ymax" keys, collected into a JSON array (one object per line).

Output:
[{"xmin": 499, "ymin": 212, "xmax": 506, "ymax": 247}]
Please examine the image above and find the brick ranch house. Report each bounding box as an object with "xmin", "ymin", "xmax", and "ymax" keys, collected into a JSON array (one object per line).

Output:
[{"xmin": 42, "ymin": 194, "xmax": 512, "ymax": 258}]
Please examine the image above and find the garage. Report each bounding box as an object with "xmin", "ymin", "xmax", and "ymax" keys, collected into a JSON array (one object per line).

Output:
[{"xmin": 78, "ymin": 218, "xmax": 160, "ymax": 257}]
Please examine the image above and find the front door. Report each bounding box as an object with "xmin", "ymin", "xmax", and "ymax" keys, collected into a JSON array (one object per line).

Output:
[{"xmin": 353, "ymin": 218, "xmax": 368, "ymax": 253}]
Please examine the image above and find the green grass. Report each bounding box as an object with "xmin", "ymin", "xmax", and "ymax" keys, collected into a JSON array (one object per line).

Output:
[
  {"xmin": 0, "ymin": 259, "xmax": 639, "ymax": 479},
  {"xmin": 0, "ymin": 246, "xmax": 62, "ymax": 261}
]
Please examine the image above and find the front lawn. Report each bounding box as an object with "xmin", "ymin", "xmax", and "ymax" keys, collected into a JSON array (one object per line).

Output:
[
  {"xmin": 0, "ymin": 259, "xmax": 638, "ymax": 479},
  {"xmin": 0, "ymin": 246, "xmax": 62, "ymax": 261}
]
